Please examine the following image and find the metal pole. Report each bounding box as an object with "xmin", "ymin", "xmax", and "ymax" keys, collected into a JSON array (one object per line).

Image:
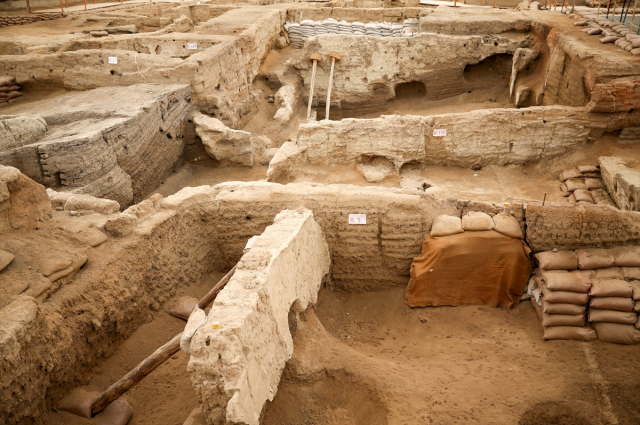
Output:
[
  {"xmin": 325, "ymin": 53, "xmax": 341, "ymax": 121},
  {"xmin": 306, "ymin": 54, "xmax": 321, "ymax": 120}
]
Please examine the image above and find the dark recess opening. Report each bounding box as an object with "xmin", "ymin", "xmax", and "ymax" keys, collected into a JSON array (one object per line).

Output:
[
  {"xmin": 463, "ymin": 53, "xmax": 513, "ymax": 85},
  {"xmin": 394, "ymin": 81, "xmax": 426, "ymax": 99}
]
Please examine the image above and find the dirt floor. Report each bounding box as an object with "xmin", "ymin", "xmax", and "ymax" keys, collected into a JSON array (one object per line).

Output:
[
  {"xmin": 262, "ymin": 286, "xmax": 640, "ymax": 425},
  {"xmin": 45, "ymin": 271, "xmax": 224, "ymax": 425}
]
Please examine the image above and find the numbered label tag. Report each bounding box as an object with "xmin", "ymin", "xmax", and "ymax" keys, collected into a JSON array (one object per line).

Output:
[
  {"xmin": 433, "ymin": 129, "xmax": 447, "ymax": 137},
  {"xmin": 348, "ymin": 214, "xmax": 367, "ymax": 225},
  {"xmin": 108, "ymin": 57, "xmax": 118, "ymax": 64},
  {"xmin": 187, "ymin": 43, "xmax": 198, "ymax": 50}
]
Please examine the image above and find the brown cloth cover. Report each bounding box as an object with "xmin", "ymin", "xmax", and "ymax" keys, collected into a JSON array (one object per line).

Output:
[{"xmin": 406, "ymin": 231, "xmax": 533, "ymax": 309}]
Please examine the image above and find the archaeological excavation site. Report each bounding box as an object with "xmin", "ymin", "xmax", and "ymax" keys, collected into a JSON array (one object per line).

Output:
[{"xmin": 4, "ymin": 0, "xmax": 640, "ymax": 422}]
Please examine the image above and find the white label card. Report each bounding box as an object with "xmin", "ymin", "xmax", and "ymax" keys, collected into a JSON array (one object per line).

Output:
[
  {"xmin": 187, "ymin": 43, "xmax": 198, "ymax": 50},
  {"xmin": 108, "ymin": 57, "xmax": 118, "ymax": 64},
  {"xmin": 433, "ymin": 129, "xmax": 447, "ymax": 137},
  {"xmin": 348, "ymin": 214, "xmax": 367, "ymax": 225}
]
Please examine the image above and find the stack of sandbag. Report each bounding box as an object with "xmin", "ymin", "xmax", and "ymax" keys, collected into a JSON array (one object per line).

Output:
[
  {"xmin": 431, "ymin": 211, "xmax": 523, "ymax": 238},
  {"xmin": 580, "ymin": 247, "xmax": 640, "ymax": 344},
  {"xmin": 402, "ymin": 18, "xmax": 418, "ymax": 36},
  {"xmin": 284, "ymin": 22, "xmax": 303, "ymax": 49},
  {"xmin": 0, "ymin": 76, "xmax": 21, "ymax": 106},
  {"xmin": 530, "ymin": 250, "xmax": 596, "ymax": 341},
  {"xmin": 558, "ymin": 164, "xmax": 614, "ymax": 206},
  {"xmin": 337, "ymin": 20, "xmax": 353, "ymax": 35},
  {"xmin": 300, "ymin": 19, "xmax": 315, "ymax": 38}
]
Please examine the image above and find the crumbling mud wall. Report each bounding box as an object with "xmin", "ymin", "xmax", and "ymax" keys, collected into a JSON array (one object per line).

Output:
[
  {"xmin": 188, "ymin": 209, "xmax": 331, "ymax": 425},
  {"xmin": 267, "ymin": 106, "xmax": 640, "ymax": 180},
  {"xmin": 297, "ymin": 33, "xmax": 522, "ymax": 105},
  {"xmin": 0, "ymin": 84, "xmax": 193, "ymax": 208}
]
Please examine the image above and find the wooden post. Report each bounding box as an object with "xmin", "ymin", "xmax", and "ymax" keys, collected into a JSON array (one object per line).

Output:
[
  {"xmin": 26, "ymin": 0, "xmax": 31, "ymax": 13},
  {"xmin": 554, "ymin": 0, "xmax": 557, "ymax": 10},
  {"xmin": 325, "ymin": 53, "xmax": 341, "ymax": 121},
  {"xmin": 306, "ymin": 54, "xmax": 322, "ymax": 120},
  {"xmin": 493, "ymin": 0, "xmax": 497, "ymax": 8},
  {"xmin": 59, "ymin": 0, "xmax": 64, "ymax": 13},
  {"xmin": 88, "ymin": 266, "xmax": 238, "ymax": 417},
  {"xmin": 598, "ymin": 0, "xmax": 602, "ymax": 16},
  {"xmin": 84, "ymin": 0, "xmax": 87, "ymax": 10}
]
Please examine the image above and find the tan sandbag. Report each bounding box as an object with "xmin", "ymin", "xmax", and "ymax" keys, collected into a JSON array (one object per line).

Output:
[
  {"xmin": 585, "ymin": 178, "xmax": 604, "ymax": 189},
  {"xmin": 0, "ymin": 76, "xmax": 16, "ymax": 86},
  {"xmin": 560, "ymin": 183, "xmax": 570, "ymax": 197},
  {"xmin": 610, "ymin": 245, "xmax": 640, "ymax": 267},
  {"xmin": 57, "ymin": 387, "xmax": 100, "ymax": 418},
  {"xmin": 41, "ymin": 256, "xmax": 73, "ymax": 276},
  {"xmin": 0, "ymin": 249, "xmax": 15, "ymax": 272},
  {"xmin": 573, "ymin": 189, "xmax": 594, "ymax": 203},
  {"xmin": 461, "ymin": 211, "xmax": 495, "ymax": 231},
  {"xmin": 590, "ymin": 278, "xmax": 633, "ymax": 297},
  {"xmin": 629, "ymin": 281, "xmax": 640, "ymax": 300},
  {"xmin": 593, "ymin": 267, "xmax": 623, "ymax": 279},
  {"xmin": 567, "ymin": 194, "xmax": 576, "ymax": 203},
  {"xmin": 94, "ymin": 397, "xmax": 133, "ymax": 425},
  {"xmin": 541, "ymin": 311, "xmax": 586, "ymax": 327},
  {"xmin": 636, "ymin": 300, "xmax": 640, "ymax": 313},
  {"xmin": 535, "ymin": 251, "xmax": 578, "ymax": 270},
  {"xmin": 540, "ymin": 270, "xmax": 591, "ymax": 293},
  {"xmin": 542, "ymin": 300, "xmax": 586, "ymax": 315},
  {"xmin": 539, "ymin": 279, "xmax": 589, "ymax": 304},
  {"xmin": 184, "ymin": 406, "xmax": 207, "ymax": 425},
  {"xmin": 601, "ymin": 36, "xmax": 619, "ymax": 43},
  {"xmin": 590, "ymin": 296, "xmax": 635, "ymax": 311},
  {"xmin": 593, "ymin": 322, "xmax": 640, "ymax": 344},
  {"xmin": 577, "ymin": 249, "xmax": 615, "ymax": 270},
  {"xmin": 632, "ymin": 48, "xmax": 640, "ymax": 55},
  {"xmin": 622, "ymin": 267, "xmax": 640, "ymax": 281},
  {"xmin": 167, "ymin": 296, "xmax": 199, "ymax": 320},
  {"xmin": 577, "ymin": 165, "xmax": 599, "ymax": 173},
  {"xmin": 430, "ymin": 215, "xmax": 464, "ymax": 237},
  {"xmin": 588, "ymin": 308, "xmax": 637, "ymax": 324},
  {"xmin": 7, "ymin": 91, "xmax": 21, "ymax": 100},
  {"xmin": 565, "ymin": 179, "xmax": 586, "ymax": 192},
  {"xmin": 492, "ymin": 213, "xmax": 523, "ymax": 239},
  {"xmin": 543, "ymin": 326, "xmax": 597, "ymax": 341},
  {"xmin": 559, "ymin": 168, "xmax": 582, "ymax": 182}
]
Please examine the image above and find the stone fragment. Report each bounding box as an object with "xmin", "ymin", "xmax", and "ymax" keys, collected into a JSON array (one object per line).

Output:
[
  {"xmin": 193, "ymin": 113, "xmax": 255, "ymax": 166},
  {"xmin": 65, "ymin": 194, "xmax": 120, "ymax": 215},
  {"xmin": 104, "ymin": 213, "xmax": 137, "ymax": 237}
]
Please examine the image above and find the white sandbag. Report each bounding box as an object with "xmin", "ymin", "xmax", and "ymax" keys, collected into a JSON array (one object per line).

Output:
[
  {"xmin": 461, "ymin": 211, "xmax": 495, "ymax": 231},
  {"xmin": 430, "ymin": 215, "xmax": 464, "ymax": 237},
  {"xmin": 492, "ymin": 213, "xmax": 523, "ymax": 239},
  {"xmin": 180, "ymin": 307, "xmax": 207, "ymax": 355}
]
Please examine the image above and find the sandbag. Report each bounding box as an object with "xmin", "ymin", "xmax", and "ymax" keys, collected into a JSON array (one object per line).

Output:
[
  {"xmin": 558, "ymin": 168, "xmax": 582, "ymax": 182},
  {"xmin": 0, "ymin": 76, "xmax": 16, "ymax": 86},
  {"xmin": 577, "ymin": 249, "xmax": 615, "ymax": 270},
  {"xmin": 543, "ymin": 326, "xmax": 597, "ymax": 341},
  {"xmin": 574, "ymin": 189, "xmax": 594, "ymax": 203},
  {"xmin": 629, "ymin": 281, "xmax": 640, "ymax": 300},
  {"xmin": 7, "ymin": 91, "xmax": 21, "ymax": 100},
  {"xmin": 577, "ymin": 165, "xmax": 599, "ymax": 173},
  {"xmin": 623, "ymin": 267, "xmax": 640, "ymax": 281},
  {"xmin": 492, "ymin": 213, "xmax": 523, "ymax": 239},
  {"xmin": 584, "ymin": 178, "xmax": 604, "ymax": 190},
  {"xmin": 168, "ymin": 296, "xmax": 199, "ymax": 320},
  {"xmin": 636, "ymin": 300, "xmax": 640, "ymax": 312},
  {"xmin": 180, "ymin": 307, "xmax": 207, "ymax": 355},
  {"xmin": 540, "ymin": 270, "xmax": 591, "ymax": 293},
  {"xmin": 430, "ymin": 215, "xmax": 464, "ymax": 237},
  {"xmin": 600, "ymin": 36, "xmax": 619, "ymax": 43},
  {"xmin": 588, "ymin": 308, "xmax": 637, "ymax": 324},
  {"xmin": 461, "ymin": 211, "xmax": 495, "ymax": 231},
  {"xmin": 593, "ymin": 322, "xmax": 640, "ymax": 344},
  {"xmin": 560, "ymin": 183, "xmax": 570, "ymax": 197},
  {"xmin": 539, "ymin": 279, "xmax": 589, "ymax": 304},
  {"xmin": 542, "ymin": 300, "xmax": 586, "ymax": 315},
  {"xmin": 593, "ymin": 267, "xmax": 624, "ymax": 279},
  {"xmin": 541, "ymin": 312, "xmax": 586, "ymax": 327},
  {"xmin": 590, "ymin": 296, "xmax": 635, "ymax": 311},
  {"xmin": 94, "ymin": 397, "xmax": 134, "ymax": 425},
  {"xmin": 589, "ymin": 278, "xmax": 633, "ymax": 297},
  {"xmin": 57, "ymin": 387, "xmax": 100, "ymax": 418},
  {"xmin": 535, "ymin": 251, "xmax": 578, "ymax": 270},
  {"xmin": 610, "ymin": 246, "xmax": 640, "ymax": 267},
  {"xmin": 565, "ymin": 179, "xmax": 586, "ymax": 192}
]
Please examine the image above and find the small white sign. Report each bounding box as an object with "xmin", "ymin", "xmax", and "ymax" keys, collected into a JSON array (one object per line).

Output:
[
  {"xmin": 187, "ymin": 43, "xmax": 198, "ymax": 50},
  {"xmin": 433, "ymin": 129, "xmax": 447, "ymax": 137},
  {"xmin": 348, "ymin": 214, "xmax": 367, "ymax": 225},
  {"xmin": 108, "ymin": 56, "xmax": 118, "ymax": 64},
  {"xmin": 197, "ymin": 1, "xmax": 200, "ymax": 3}
]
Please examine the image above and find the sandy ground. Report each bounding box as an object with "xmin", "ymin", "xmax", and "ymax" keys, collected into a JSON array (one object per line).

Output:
[
  {"xmin": 45, "ymin": 271, "xmax": 224, "ymax": 425},
  {"xmin": 262, "ymin": 287, "xmax": 640, "ymax": 425}
]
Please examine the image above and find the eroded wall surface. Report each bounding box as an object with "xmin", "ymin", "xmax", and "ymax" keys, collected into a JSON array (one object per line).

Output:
[{"xmin": 188, "ymin": 209, "xmax": 330, "ymax": 425}]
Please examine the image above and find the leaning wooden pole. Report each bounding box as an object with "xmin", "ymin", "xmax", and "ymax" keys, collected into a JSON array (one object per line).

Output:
[
  {"xmin": 89, "ymin": 265, "xmax": 238, "ymax": 417},
  {"xmin": 58, "ymin": 0, "xmax": 64, "ymax": 13}
]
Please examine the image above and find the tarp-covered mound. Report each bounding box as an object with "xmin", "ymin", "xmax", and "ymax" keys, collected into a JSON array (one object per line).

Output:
[{"xmin": 406, "ymin": 230, "xmax": 533, "ymax": 309}]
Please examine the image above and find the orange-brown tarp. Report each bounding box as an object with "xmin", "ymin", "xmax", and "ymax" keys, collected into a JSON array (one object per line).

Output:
[{"xmin": 405, "ymin": 230, "xmax": 533, "ymax": 309}]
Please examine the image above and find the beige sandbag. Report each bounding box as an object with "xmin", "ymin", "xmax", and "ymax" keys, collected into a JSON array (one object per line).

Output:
[
  {"xmin": 541, "ymin": 312, "xmax": 586, "ymax": 327},
  {"xmin": 430, "ymin": 215, "xmax": 464, "ymax": 237},
  {"xmin": 492, "ymin": 213, "xmax": 523, "ymax": 239},
  {"xmin": 540, "ymin": 270, "xmax": 591, "ymax": 293},
  {"xmin": 577, "ymin": 165, "xmax": 599, "ymax": 173},
  {"xmin": 543, "ymin": 326, "xmax": 597, "ymax": 341},
  {"xmin": 590, "ymin": 278, "xmax": 633, "ymax": 297},
  {"xmin": 593, "ymin": 322, "xmax": 640, "ymax": 344},
  {"xmin": 629, "ymin": 281, "xmax": 640, "ymax": 300},
  {"xmin": 559, "ymin": 168, "xmax": 582, "ymax": 182},
  {"xmin": 461, "ymin": 211, "xmax": 495, "ymax": 231},
  {"xmin": 0, "ymin": 76, "xmax": 16, "ymax": 87},
  {"xmin": 539, "ymin": 279, "xmax": 589, "ymax": 304},
  {"xmin": 594, "ymin": 267, "xmax": 624, "ymax": 279},
  {"xmin": 588, "ymin": 308, "xmax": 637, "ymax": 324},
  {"xmin": 601, "ymin": 36, "xmax": 619, "ymax": 43},
  {"xmin": 634, "ymin": 300, "xmax": 640, "ymax": 312},
  {"xmin": 610, "ymin": 245, "xmax": 640, "ymax": 267},
  {"xmin": 560, "ymin": 183, "xmax": 571, "ymax": 197},
  {"xmin": 535, "ymin": 251, "xmax": 578, "ymax": 270},
  {"xmin": 168, "ymin": 296, "xmax": 199, "ymax": 320},
  {"xmin": 542, "ymin": 301, "xmax": 586, "ymax": 315},
  {"xmin": 590, "ymin": 296, "xmax": 635, "ymax": 311},
  {"xmin": 622, "ymin": 267, "xmax": 640, "ymax": 281},
  {"xmin": 567, "ymin": 194, "xmax": 576, "ymax": 203},
  {"xmin": 577, "ymin": 249, "xmax": 615, "ymax": 270},
  {"xmin": 565, "ymin": 179, "xmax": 586, "ymax": 192},
  {"xmin": 574, "ymin": 189, "xmax": 594, "ymax": 203}
]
